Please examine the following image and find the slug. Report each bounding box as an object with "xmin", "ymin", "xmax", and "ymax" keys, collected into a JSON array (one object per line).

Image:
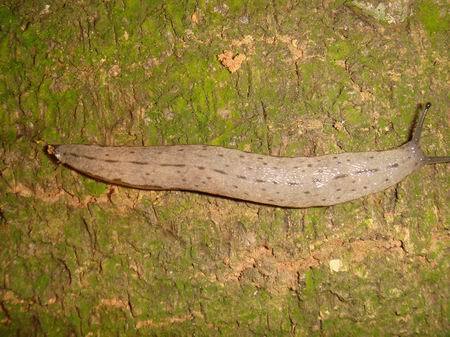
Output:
[{"xmin": 47, "ymin": 103, "xmax": 449, "ymax": 207}]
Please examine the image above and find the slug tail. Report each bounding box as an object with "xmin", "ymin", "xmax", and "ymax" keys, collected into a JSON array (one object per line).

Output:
[{"xmin": 425, "ymin": 156, "xmax": 450, "ymax": 165}]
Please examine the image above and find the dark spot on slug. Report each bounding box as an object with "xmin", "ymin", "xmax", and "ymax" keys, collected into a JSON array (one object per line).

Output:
[
  {"xmin": 225, "ymin": 164, "xmax": 230, "ymax": 168},
  {"xmin": 288, "ymin": 182, "xmax": 299, "ymax": 186},
  {"xmin": 237, "ymin": 175, "xmax": 247, "ymax": 180},
  {"xmin": 130, "ymin": 151, "xmax": 135, "ymax": 154},
  {"xmin": 346, "ymin": 159, "xmax": 351, "ymax": 162},
  {"xmin": 321, "ymin": 198, "xmax": 326, "ymax": 201},
  {"xmin": 257, "ymin": 157, "xmax": 264, "ymax": 160},
  {"xmin": 182, "ymin": 178, "xmax": 187, "ymax": 182},
  {"xmin": 233, "ymin": 185, "xmax": 238, "ymax": 188},
  {"xmin": 388, "ymin": 163, "xmax": 399, "ymax": 168},
  {"xmin": 177, "ymin": 148, "xmax": 184, "ymax": 152},
  {"xmin": 334, "ymin": 174, "xmax": 348, "ymax": 179},
  {"xmin": 176, "ymin": 170, "xmax": 181, "ymax": 174},
  {"xmin": 206, "ymin": 176, "xmax": 212, "ymax": 180},
  {"xmin": 213, "ymin": 169, "xmax": 227, "ymax": 175},
  {"xmin": 218, "ymin": 153, "xmax": 224, "ymax": 157},
  {"xmin": 262, "ymin": 162, "xmax": 268, "ymax": 166},
  {"xmin": 104, "ymin": 159, "xmax": 119, "ymax": 163},
  {"xmin": 239, "ymin": 155, "xmax": 245, "ymax": 158},
  {"xmin": 337, "ymin": 161, "xmax": 342, "ymax": 164},
  {"xmin": 385, "ymin": 178, "xmax": 389, "ymax": 182},
  {"xmin": 307, "ymin": 164, "xmax": 312, "ymax": 167},
  {"xmin": 145, "ymin": 173, "xmax": 150, "ymax": 176},
  {"xmin": 352, "ymin": 180, "xmax": 356, "ymax": 184},
  {"xmin": 351, "ymin": 188, "xmax": 356, "ymax": 192},
  {"xmin": 104, "ymin": 153, "xmax": 109, "ymax": 157},
  {"xmin": 333, "ymin": 156, "xmax": 338, "ymax": 159},
  {"xmin": 304, "ymin": 191, "xmax": 310, "ymax": 194},
  {"xmin": 262, "ymin": 188, "xmax": 266, "ymax": 191},
  {"xmin": 160, "ymin": 163, "xmax": 186, "ymax": 167},
  {"xmin": 336, "ymin": 188, "xmax": 341, "ymax": 192},
  {"xmin": 369, "ymin": 156, "xmax": 374, "ymax": 159},
  {"xmin": 363, "ymin": 186, "xmax": 368, "ymax": 189},
  {"xmin": 271, "ymin": 181, "xmax": 278, "ymax": 184},
  {"xmin": 130, "ymin": 161, "xmax": 148, "ymax": 165},
  {"xmin": 255, "ymin": 179, "xmax": 265, "ymax": 183},
  {"xmin": 197, "ymin": 166, "xmax": 205, "ymax": 170},
  {"xmin": 355, "ymin": 168, "xmax": 379, "ymax": 174}
]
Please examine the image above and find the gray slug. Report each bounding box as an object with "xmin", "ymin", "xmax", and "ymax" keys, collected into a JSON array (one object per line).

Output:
[{"xmin": 48, "ymin": 103, "xmax": 449, "ymax": 207}]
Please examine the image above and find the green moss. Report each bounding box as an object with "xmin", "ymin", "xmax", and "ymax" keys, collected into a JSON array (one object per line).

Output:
[
  {"xmin": 0, "ymin": 5, "xmax": 19, "ymax": 30},
  {"xmin": 303, "ymin": 267, "xmax": 323, "ymax": 298},
  {"xmin": 327, "ymin": 40, "xmax": 352, "ymax": 61},
  {"xmin": 38, "ymin": 314, "xmax": 69, "ymax": 337},
  {"xmin": 102, "ymin": 256, "xmax": 123, "ymax": 278},
  {"xmin": 0, "ymin": 124, "xmax": 16, "ymax": 144},
  {"xmin": 8, "ymin": 257, "xmax": 34, "ymax": 298},
  {"xmin": 342, "ymin": 106, "xmax": 368, "ymax": 127},
  {"xmin": 227, "ymin": 0, "xmax": 247, "ymax": 13},
  {"xmin": 35, "ymin": 273, "xmax": 50, "ymax": 294},
  {"xmin": 73, "ymin": 298, "xmax": 96, "ymax": 331},
  {"xmin": 81, "ymin": 178, "xmax": 108, "ymax": 197},
  {"xmin": 63, "ymin": 214, "xmax": 86, "ymax": 243},
  {"xmin": 303, "ymin": 208, "xmax": 327, "ymax": 240},
  {"xmin": 41, "ymin": 127, "xmax": 61, "ymax": 143},
  {"xmin": 417, "ymin": 0, "xmax": 449, "ymax": 34},
  {"xmin": 322, "ymin": 318, "xmax": 366, "ymax": 335}
]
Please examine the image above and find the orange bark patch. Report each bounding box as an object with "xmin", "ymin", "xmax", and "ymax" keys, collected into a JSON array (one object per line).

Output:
[{"xmin": 217, "ymin": 50, "xmax": 246, "ymax": 73}]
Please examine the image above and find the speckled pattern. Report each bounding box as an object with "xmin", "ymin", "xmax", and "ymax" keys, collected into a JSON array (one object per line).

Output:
[{"xmin": 51, "ymin": 141, "xmax": 425, "ymax": 207}]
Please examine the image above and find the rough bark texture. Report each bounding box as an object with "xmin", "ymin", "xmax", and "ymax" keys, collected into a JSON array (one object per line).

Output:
[{"xmin": 0, "ymin": 0, "xmax": 449, "ymax": 335}]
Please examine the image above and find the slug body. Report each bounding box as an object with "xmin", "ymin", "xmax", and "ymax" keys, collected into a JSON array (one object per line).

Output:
[{"xmin": 49, "ymin": 104, "xmax": 448, "ymax": 207}]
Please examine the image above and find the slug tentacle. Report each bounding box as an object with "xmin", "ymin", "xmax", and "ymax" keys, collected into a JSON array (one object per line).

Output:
[
  {"xmin": 410, "ymin": 102, "xmax": 449, "ymax": 165},
  {"xmin": 47, "ymin": 102, "xmax": 448, "ymax": 208},
  {"xmin": 411, "ymin": 102, "xmax": 431, "ymax": 144}
]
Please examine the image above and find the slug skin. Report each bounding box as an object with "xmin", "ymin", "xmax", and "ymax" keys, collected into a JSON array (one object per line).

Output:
[
  {"xmin": 49, "ymin": 104, "xmax": 450, "ymax": 208},
  {"xmin": 49, "ymin": 141, "xmax": 425, "ymax": 207}
]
